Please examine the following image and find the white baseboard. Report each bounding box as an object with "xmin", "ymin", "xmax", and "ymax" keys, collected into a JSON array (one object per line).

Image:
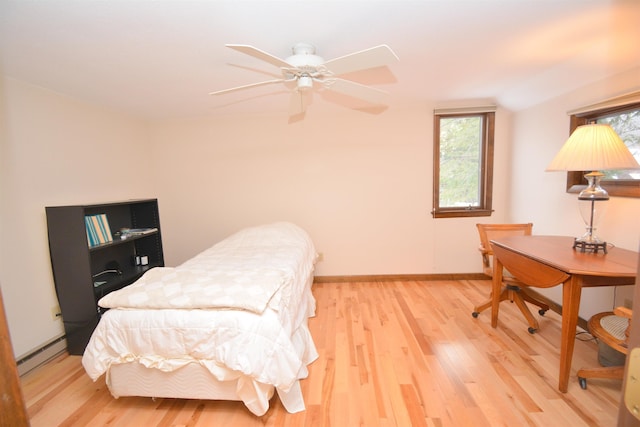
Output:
[{"xmin": 17, "ymin": 335, "xmax": 67, "ymax": 376}]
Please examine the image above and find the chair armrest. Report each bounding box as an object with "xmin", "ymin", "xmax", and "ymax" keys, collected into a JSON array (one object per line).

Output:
[
  {"xmin": 481, "ymin": 253, "xmax": 491, "ymax": 268},
  {"xmin": 614, "ymin": 306, "xmax": 633, "ymax": 319}
]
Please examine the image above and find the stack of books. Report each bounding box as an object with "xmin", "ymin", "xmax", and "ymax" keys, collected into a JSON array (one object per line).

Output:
[{"xmin": 85, "ymin": 214, "xmax": 113, "ymax": 247}]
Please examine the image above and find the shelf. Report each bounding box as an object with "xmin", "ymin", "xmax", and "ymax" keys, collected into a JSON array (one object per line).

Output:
[{"xmin": 88, "ymin": 230, "xmax": 159, "ymax": 251}]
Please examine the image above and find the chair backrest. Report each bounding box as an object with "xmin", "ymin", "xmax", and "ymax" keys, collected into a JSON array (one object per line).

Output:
[{"xmin": 476, "ymin": 223, "xmax": 533, "ymax": 276}]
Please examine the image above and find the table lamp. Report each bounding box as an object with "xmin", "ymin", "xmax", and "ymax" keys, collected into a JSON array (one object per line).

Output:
[{"xmin": 546, "ymin": 123, "xmax": 640, "ymax": 253}]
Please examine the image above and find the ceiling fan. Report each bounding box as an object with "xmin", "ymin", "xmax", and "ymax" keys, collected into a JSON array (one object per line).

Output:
[{"xmin": 209, "ymin": 43, "xmax": 399, "ymax": 116}]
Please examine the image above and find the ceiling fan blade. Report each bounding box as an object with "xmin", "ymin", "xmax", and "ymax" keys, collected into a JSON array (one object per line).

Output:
[
  {"xmin": 209, "ymin": 79, "xmax": 285, "ymax": 96},
  {"xmin": 323, "ymin": 45, "xmax": 399, "ymax": 76},
  {"xmin": 226, "ymin": 44, "xmax": 293, "ymax": 69},
  {"xmin": 289, "ymin": 90, "xmax": 313, "ymax": 116},
  {"xmin": 324, "ymin": 78, "xmax": 390, "ymax": 105}
]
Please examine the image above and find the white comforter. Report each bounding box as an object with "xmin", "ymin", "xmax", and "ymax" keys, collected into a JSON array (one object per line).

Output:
[{"xmin": 82, "ymin": 222, "xmax": 318, "ymax": 416}]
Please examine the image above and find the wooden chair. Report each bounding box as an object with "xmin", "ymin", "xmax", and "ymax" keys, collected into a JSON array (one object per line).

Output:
[
  {"xmin": 472, "ymin": 223, "xmax": 549, "ymax": 334},
  {"xmin": 577, "ymin": 306, "xmax": 632, "ymax": 389}
]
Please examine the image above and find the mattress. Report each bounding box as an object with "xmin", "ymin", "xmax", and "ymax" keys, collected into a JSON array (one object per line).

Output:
[{"xmin": 82, "ymin": 222, "xmax": 318, "ymax": 416}]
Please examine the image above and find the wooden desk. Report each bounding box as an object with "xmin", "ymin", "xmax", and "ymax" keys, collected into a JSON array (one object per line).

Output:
[{"xmin": 490, "ymin": 235, "xmax": 637, "ymax": 392}]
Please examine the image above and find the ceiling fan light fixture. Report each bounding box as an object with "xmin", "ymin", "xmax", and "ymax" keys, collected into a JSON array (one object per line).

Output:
[{"xmin": 297, "ymin": 75, "xmax": 313, "ymax": 91}]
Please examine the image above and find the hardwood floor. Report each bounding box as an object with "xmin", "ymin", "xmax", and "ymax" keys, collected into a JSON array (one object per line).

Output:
[{"xmin": 21, "ymin": 279, "xmax": 623, "ymax": 426}]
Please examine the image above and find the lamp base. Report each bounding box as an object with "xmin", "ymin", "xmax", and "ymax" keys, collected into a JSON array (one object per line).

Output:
[{"xmin": 573, "ymin": 238, "xmax": 608, "ymax": 254}]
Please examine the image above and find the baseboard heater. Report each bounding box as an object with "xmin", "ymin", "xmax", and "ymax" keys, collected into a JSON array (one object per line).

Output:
[{"xmin": 16, "ymin": 334, "xmax": 67, "ymax": 376}]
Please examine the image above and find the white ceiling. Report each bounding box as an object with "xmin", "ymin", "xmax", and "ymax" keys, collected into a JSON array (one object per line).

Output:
[{"xmin": 1, "ymin": 0, "xmax": 639, "ymax": 120}]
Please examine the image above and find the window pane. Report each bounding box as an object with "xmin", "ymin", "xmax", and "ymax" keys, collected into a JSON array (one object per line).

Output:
[
  {"xmin": 438, "ymin": 116, "xmax": 482, "ymax": 208},
  {"xmin": 596, "ymin": 108, "xmax": 640, "ymax": 180}
]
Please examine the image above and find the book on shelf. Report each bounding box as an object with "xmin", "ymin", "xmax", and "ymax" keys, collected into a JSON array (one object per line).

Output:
[
  {"xmin": 85, "ymin": 216, "xmax": 99, "ymax": 247},
  {"xmin": 98, "ymin": 214, "xmax": 113, "ymax": 241},
  {"xmin": 90, "ymin": 215, "xmax": 106, "ymax": 244}
]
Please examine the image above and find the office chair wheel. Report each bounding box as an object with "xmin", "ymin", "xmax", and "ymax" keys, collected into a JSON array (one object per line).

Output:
[
  {"xmin": 578, "ymin": 377, "xmax": 587, "ymax": 389},
  {"xmin": 472, "ymin": 311, "xmax": 479, "ymax": 318},
  {"xmin": 528, "ymin": 327, "xmax": 537, "ymax": 334},
  {"xmin": 539, "ymin": 309, "xmax": 547, "ymax": 316}
]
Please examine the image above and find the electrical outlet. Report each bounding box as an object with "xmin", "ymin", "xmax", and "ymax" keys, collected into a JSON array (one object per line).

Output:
[
  {"xmin": 317, "ymin": 252, "xmax": 324, "ymax": 262},
  {"xmin": 51, "ymin": 305, "xmax": 62, "ymax": 321}
]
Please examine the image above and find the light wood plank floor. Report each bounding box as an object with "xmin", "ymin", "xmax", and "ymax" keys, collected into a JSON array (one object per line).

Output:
[{"xmin": 21, "ymin": 279, "xmax": 622, "ymax": 426}]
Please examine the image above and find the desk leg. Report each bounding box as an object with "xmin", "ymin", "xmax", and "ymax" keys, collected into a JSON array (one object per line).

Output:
[
  {"xmin": 559, "ymin": 276, "xmax": 582, "ymax": 392},
  {"xmin": 491, "ymin": 256, "xmax": 504, "ymax": 328}
]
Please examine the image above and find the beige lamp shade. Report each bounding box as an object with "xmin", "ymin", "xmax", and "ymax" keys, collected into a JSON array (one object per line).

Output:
[{"xmin": 546, "ymin": 124, "xmax": 640, "ymax": 172}]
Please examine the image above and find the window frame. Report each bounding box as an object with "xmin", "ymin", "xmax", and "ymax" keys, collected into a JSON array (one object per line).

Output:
[
  {"xmin": 432, "ymin": 111, "xmax": 495, "ymax": 218},
  {"xmin": 565, "ymin": 101, "xmax": 640, "ymax": 198}
]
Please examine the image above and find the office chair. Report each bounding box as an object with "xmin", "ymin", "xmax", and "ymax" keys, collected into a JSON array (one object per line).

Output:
[
  {"xmin": 472, "ymin": 223, "xmax": 549, "ymax": 334},
  {"xmin": 577, "ymin": 306, "xmax": 631, "ymax": 389}
]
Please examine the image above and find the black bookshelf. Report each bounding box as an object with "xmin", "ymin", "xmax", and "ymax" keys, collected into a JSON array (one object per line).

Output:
[{"xmin": 45, "ymin": 199, "xmax": 164, "ymax": 355}]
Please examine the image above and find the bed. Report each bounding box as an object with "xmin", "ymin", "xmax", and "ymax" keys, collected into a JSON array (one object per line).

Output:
[{"xmin": 81, "ymin": 222, "xmax": 318, "ymax": 416}]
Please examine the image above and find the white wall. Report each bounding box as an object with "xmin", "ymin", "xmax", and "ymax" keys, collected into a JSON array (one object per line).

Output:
[
  {"xmin": 509, "ymin": 67, "xmax": 640, "ymax": 318},
  {"xmin": 0, "ymin": 77, "xmax": 153, "ymax": 357},
  {"xmin": 149, "ymin": 105, "xmax": 513, "ymax": 276}
]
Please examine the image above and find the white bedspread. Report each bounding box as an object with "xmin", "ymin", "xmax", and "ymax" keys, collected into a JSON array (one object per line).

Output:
[
  {"xmin": 99, "ymin": 221, "xmax": 315, "ymax": 315},
  {"xmin": 82, "ymin": 222, "xmax": 318, "ymax": 416}
]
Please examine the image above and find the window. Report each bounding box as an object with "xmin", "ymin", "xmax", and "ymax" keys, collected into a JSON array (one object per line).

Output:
[
  {"xmin": 432, "ymin": 110, "xmax": 495, "ymax": 218},
  {"xmin": 566, "ymin": 97, "xmax": 640, "ymax": 198},
  {"xmin": 596, "ymin": 107, "xmax": 640, "ymax": 180}
]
